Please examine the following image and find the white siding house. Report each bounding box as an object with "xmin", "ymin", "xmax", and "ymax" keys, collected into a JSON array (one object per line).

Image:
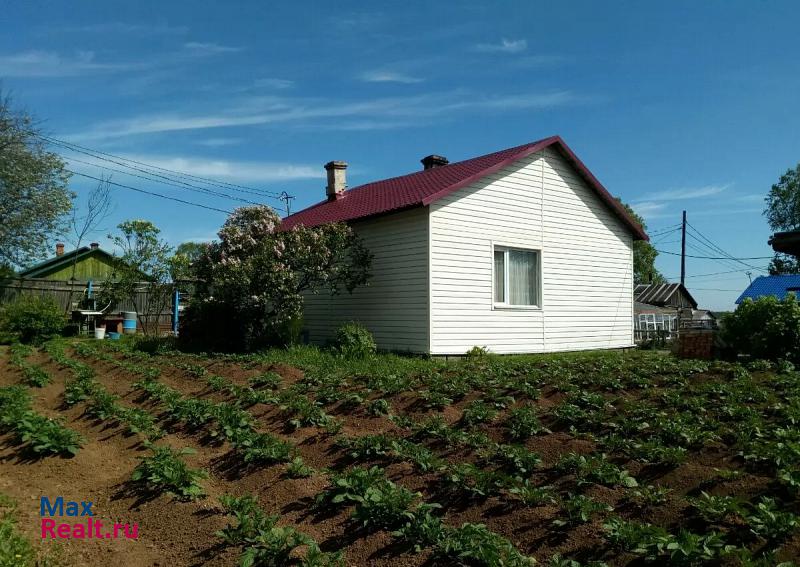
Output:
[
  {"xmin": 284, "ymin": 137, "xmax": 646, "ymax": 355},
  {"xmin": 302, "ymin": 207, "xmax": 429, "ymax": 352}
]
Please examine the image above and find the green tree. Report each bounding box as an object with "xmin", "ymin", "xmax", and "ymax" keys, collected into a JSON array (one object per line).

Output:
[
  {"xmin": 618, "ymin": 200, "xmax": 667, "ymax": 285},
  {"xmin": 103, "ymin": 220, "xmax": 174, "ymax": 335},
  {"xmin": 764, "ymin": 163, "xmax": 800, "ymax": 276},
  {"xmin": 170, "ymin": 241, "xmax": 208, "ymax": 281},
  {"xmin": 0, "ymin": 91, "xmax": 73, "ymax": 270},
  {"xmin": 765, "ymin": 163, "xmax": 800, "ymax": 275},
  {"xmin": 183, "ymin": 205, "xmax": 372, "ymax": 351}
]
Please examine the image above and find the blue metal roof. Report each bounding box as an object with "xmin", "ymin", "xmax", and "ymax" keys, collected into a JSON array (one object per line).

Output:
[{"xmin": 735, "ymin": 275, "xmax": 800, "ymax": 304}]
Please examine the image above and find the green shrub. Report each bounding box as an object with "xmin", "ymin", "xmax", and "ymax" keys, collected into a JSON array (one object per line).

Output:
[
  {"xmin": 0, "ymin": 295, "xmax": 64, "ymax": 344},
  {"xmin": 333, "ymin": 322, "xmax": 376, "ymax": 358},
  {"xmin": 722, "ymin": 295, "xmax": 800, "ymax": 363}
]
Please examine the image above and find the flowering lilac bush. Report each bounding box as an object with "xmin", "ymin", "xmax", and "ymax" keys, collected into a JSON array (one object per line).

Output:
[{"xmin": 181, "ymin": 206, "xmax": 371, "ymax": 351}]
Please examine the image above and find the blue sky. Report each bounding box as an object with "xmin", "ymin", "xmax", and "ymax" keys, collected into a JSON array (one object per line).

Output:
[{"xmin": 3, "ymin": 1, "xmax": 799, "ymax": 310}]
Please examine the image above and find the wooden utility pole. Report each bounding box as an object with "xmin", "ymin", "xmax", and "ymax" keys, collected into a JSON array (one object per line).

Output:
[{"xmin": 680, "ymin": 210, "xmax": 687, "ymax": 286}]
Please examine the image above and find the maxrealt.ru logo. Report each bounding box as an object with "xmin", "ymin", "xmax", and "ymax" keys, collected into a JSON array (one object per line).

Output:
[{"xmin": 40, "ymin": 497, "xmax": 138, "ymax": 540}]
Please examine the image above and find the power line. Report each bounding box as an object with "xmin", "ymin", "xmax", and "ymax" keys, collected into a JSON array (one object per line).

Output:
[
  {"xmin": 67, "ymin": 169, "xmax": 233, "ymax": 214},
  {"xmin": 665, "ymin": 268, "xmax": 766, "ymax": 279},
  {"xmin": 686, "ymin": 222, "xmax": 764, "ymax": 271},
  {"xmin": 64, "ymin": 153, "xmax": 264, "ymax": 206},
  {"xmin": 39, "ymin": 134, "xmax": 290, "ymax": 201},
  {"xmin": 685, "ymin": 236, "xmax": 749, "ymax": 273},
  {"xmin": 656, "ymin": 249, "xmax": 774, "ymax": 260},
  {"xmin": 685, "ymin": 241, "xmax": 743, "ymax": 272},
  {"xmin": 647, "ymin": 224, "xmax": 682, "ymax": 238}
]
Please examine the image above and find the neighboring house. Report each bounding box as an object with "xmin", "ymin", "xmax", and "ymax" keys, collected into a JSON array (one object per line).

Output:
[
  {"xmin": 634, "ymin": 283, "xmax": 697, "ymax": 338},
  {"xmin": 282, "ymin": 136, "xmax": 649, "ymax": 355},
  {"xmin": 769, "ymin": 230, "xmax": 800, "ymax": 257},
  {"xmin": 736, "ymin": 275, "xmax": 800, "ymax": 304},
  {"xmin": 17, "ymin": 243, "xmax": 117, "ymax": 281}
]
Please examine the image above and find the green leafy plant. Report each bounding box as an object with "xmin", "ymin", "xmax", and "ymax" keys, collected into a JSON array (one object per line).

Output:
[
  {"xmin": 553, "ymin": 493, "xmax": 612, "ymax": 527},
  {"xmin": 722, "ymin": 295, "xmax": 800, "ymax": 363},
  {"xmin": 508, "ymin": 481, "xmax": 557, "ymax": 507},
  {"xmin": 461, "ymin": 399, "xmax": 499, "ymax": 427},
  {"xmin": 236, "ymin": 431, "xmax": 293, "ymax": 465},
  {"xmin": 366, "ymin": 398, "xmax": 391, "ymax": 416},
  {"xmin": 338, "ymin": 433, "xmax": 394, "ymax": 461},
  {"xmin": 628, "ymin": 485, "xmax": 671, "ymax": 508},
  {"xmin": 434, "ymin": 523, "xmax": 535, "ymax": 567},
  {"xmin": 391, "ymin": 439, "xmax": 443, "ymax": 473},
  {"xmin": 286, "ymin": 456, "xmax": 314, "ymax": 478},
  {"xmin": 16, "ymin": 412, "xmax": 84, "ymax": 456},
  {"xmin": 130, "ymin": 445, "xmax": 207, "ymax": 500},
  {"xmin": 391, "ymin": 503, "xmax": 445, "ymax": 551},
  {"xmin": 556, "ymin": 452, "xmax": 638, "ymax": 488},
  {"xmin": 488, "ymin": 444, "xmax": 541, "ymax": 476},
  {"xmin": 506, "ymin": 405, "xmax": 547, "ymax": 439},
  {"xmin": 350, "ymin": 478, "xmax": 418, "ymax": 530},
  {"xmin": 217, "ymin": 494, "xmax": 342, "ymax": 567},
  {"xmin": 333, "ymin": 322, "xmax": 376, "ymax": 359},
  {"xmin": 315, "ymin": 466, "xmax": 387, "ymax": 509},
  {"xmin": 249, "ymin": 372, "xmax": 282, "ymax": 390},
  {"xmin": 744, "ymin": 497, "xmax": 800, "ymax": 542},
  {"xmin": 687, "ymin": 491, "xmax": 744, "ymax": 523},
  {"xmin": 0, "ymin": 295, "xmax": 64, "ymax": 344},
  {"xmin": 547, "ymin": 555, "xmax": 609, "ymax": 567}
]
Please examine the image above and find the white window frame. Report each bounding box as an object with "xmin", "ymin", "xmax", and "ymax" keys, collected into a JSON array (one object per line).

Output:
[{"xmin": 492, "ymin": 245, "xmax": 542, "ymax": 310}]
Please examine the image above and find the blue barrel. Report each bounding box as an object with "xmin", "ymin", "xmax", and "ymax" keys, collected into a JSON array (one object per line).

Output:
[{"xmin": 121, "ymin": 311, "xmax": 137, "ymax": 335}]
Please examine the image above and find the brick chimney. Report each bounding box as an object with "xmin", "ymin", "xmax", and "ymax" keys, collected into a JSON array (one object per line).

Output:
[
  {"xmin": 325, "ymin": 161, "xmax": 347, "ymax": 200},
  {"xmin": 90, "ymin": 242, "xmax": 99, "ymax": 250},
  {"xmin": 421, "ymin": 154, "xmax": 449, "ymax": 170},
  {"xmin": 55, "ymin": 242, "xmax": 65, "ymax": 256}
]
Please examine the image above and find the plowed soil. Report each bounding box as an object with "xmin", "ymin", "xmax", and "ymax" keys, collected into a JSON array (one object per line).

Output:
[{"xmin": 1, "ymin": 346, "xmax": 798, "ymax": 566}]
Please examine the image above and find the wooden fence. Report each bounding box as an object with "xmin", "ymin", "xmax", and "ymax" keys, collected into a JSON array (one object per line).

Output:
[{"xmin": 0, "ymin": 277, "xmax": 179, "ymax": 332}]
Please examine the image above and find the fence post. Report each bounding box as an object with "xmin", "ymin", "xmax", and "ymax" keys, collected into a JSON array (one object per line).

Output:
[{"xmin": 172, "ymin": 289, "xmax": 180, "ymax": 335}]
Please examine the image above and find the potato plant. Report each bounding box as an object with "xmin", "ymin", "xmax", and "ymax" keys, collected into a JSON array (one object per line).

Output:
[
  {"xmin": 217, "ymin": 494, "xmax": 344, "ymax": 567},
  {"xmin": 0, "ymin": 385, "xmax": 83, "ymax": 456},
  {"xmin": 131, "ymin": 444, "xmax": 207, "ymax": 500}
]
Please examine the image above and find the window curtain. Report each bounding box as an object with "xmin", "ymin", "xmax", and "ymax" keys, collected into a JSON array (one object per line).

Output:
[
  {"xmin": 494, "ymin": 251, "xmax": 505, "ymax": 303},
  {"xmin": 509, "ymin": 250, "xmax": 538, "ymax": 305}
]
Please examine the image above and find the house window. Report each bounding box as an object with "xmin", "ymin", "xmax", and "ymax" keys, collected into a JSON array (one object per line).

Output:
[{"xmin": 493, "ymin": 247, "xmax": 540, "ymax": 307}]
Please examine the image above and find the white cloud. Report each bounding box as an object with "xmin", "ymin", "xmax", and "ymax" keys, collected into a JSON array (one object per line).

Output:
[
  {"xmin": 691, "ymin": 207, "xmax": 763, "ymax": 218},
  {"xmin": 120, "ymin": 155, "xmax": 323, "ymax": 182},
  {"xmin": 0, "ymin": 50, "xmax": 139, "ymax": 77},
  {"xmin": 640, "ymin": 184, "xmax": 730, "ymax": 202},
  {"xmin": 630, "ymin": 201, "xmax": 668, "ymax": 217},
  {"xmin": 183, "ymin": 42, "xmax": 243, "ymax": 55},
  {"xmin": 732, "ymin": 194, "xmax": 765, "ymax": 203},
  {"xmin": 360, "ymin": 70, "xmax": 424, "ymax": 84},
  {"xmin": 195, "ymin": 137, "xmax": 243, "ymax": 147},
  {"xmin": 475, "ymin": 38, "xmax": 527, "ymax": 54},
  {"xmin": 68, "ymin": 89, "xmax": 581, "ymax": 140},
  {"xmin": 67, "ymin": 153, "xmax": 324, "ymax": 183},
  {"xmin": 253, "ymin": 78, "xmax": 295, "ymax": 89},
  {"xmin": 56, "ymin": 22, "xmax": 189, "ymax": 35}
]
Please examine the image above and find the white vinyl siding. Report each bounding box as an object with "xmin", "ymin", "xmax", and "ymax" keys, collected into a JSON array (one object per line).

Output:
[
  {"xmin": 301, "ymin": 206, "xmax": 429, "ymax": 352},
  {"xmin": 429, "ymin": 148, "xmax": 634, "ymax": 355}
]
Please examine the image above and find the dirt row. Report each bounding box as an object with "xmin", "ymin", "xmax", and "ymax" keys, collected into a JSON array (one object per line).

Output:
[{"xmin": 2, "ymin": 347, "xmax": 798, "ymax": 565}]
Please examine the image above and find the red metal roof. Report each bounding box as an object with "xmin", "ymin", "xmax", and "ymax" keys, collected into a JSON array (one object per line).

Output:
[{"xmin": 282, "ymin": 135, "xmax": 648, "ymax": 241}]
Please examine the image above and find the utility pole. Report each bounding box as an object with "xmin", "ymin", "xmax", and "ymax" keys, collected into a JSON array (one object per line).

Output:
[
  {"xmin": 680, "ymin": 210, "xmax": 687, "ymax": 287},
  {"xmin": 279, "ymin": 191, "xmax": 295, "ymax": 216}
]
